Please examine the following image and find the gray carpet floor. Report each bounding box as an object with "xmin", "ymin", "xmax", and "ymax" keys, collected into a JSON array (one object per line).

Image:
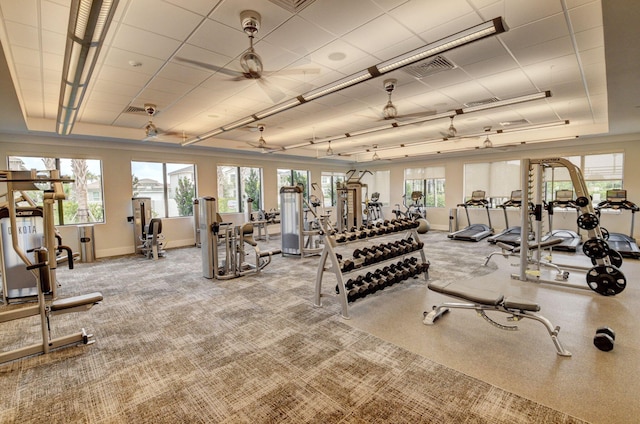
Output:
[{"xmin": 0, "ymin": 231, "xmax": 586, "ymax": 423}]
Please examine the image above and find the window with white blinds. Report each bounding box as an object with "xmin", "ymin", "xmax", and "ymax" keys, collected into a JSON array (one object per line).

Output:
[{"xmin": 464, "ymin": 160, "xmax": 520, "ymax": 205}]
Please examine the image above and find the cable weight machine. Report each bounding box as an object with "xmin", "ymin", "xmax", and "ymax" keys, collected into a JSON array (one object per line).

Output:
[
  {"xmin": 516, "ymin": 158, "xmax": 626, "ymax": 296},
  {"xmin": 199, "ymin": 196, "xmax": 280, "ymax": 280}
]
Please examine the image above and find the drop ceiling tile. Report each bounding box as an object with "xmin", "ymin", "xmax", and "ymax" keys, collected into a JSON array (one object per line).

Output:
[
  {"xmin": 42, "ymin": 51, "xmax": 63, "ymax": 72},
  {"xmin": 445, "ymin": 38, "xmax": 507, "ymax": 67},
  {"xmin": 40, "ymin": 0, "xmax": 69, "ymax": 34},
  {"xmin": 164, "ymin": 0, "xmax": 219, "ymax": 16},
  {"xmin": 476, "ymin": 68, "xmax": 536, "ymax": 98},
  {"xmin": 263, "ymin": 15, "xmax": 335, "ymax": 55},
  {"xmin": 157, "ymin": 62, "xmax": 211, "ymax": 85},
  {"xmin": 97, "ymin": 64, "xmax": 155, "ymax": 86},
  {"xmin": 91, "ymin": 79, "xmax": 141, "ymax": 98},
  {"xmin": 5, "ymin": 21, "xmax": 39, "ymax": 49},
  {"xmin": 111, "ymin": 25, "xmax": 182, "ymax": 60},
  {"xmin": 437, "ymin": 80, "xmax": 494, "ymax": 105},
  {"xmin": 0, "ymin": 0, "xmax": 38, "ymax": 26},
  {"xmin": 568, "ymin": 1, "xmax": 603, "ymax": 32},
  {"xmin": 500, "ymin": 13, "xmax": 569, "ymax": 50},
  {"xmin": 10, "ymin": 45, "xmax": 40, "ymax": 67},
  {"xmin": 121, "ymin": 0, "xmax": 204, "ymax": 41},
  {"xmin": 41, "ymin": 30, "xmax": 65, "ymax": 54},
  {"xmin": 574, "ymin": 26, "xmax": 604, "ymax": 52},
  {"xmin": 342, "ymin": 14, "xmax": 414, "ymax": 54},
  {"xmin": 188, "ymin": 19, "xmax": 246, "ymax": 58},
  {"xmin": 300, "ymin": 0, "xmax": 383, "ymax": 36},
  {"xmin": 510, "ymin": 36, "xmax": 575, "ymax": 67},
  {"xmin": 102, "ymin": 47, "xmax": 166, "ymax": 76},
  {"xmin": 390, "ymin": 0, "xmax": 475, "ymax": 34},
  {"xmin": 503, "ymin": 0, "xmax": 563, "ymax": 28},
  {"xmin": 460, "ymin": 54, "xmax": 520, "ymax": 79}
]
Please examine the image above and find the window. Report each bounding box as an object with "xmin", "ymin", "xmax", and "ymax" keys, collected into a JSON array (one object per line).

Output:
[
  {"xmin": 131, "ymin": 161, "xmax": 196, "ymax": 217},
  {"xmin": 277, "ymin": 168, "xmax": 310, "ymax": 205},
  {"xmin": 321, "ymin": 172, "xmax": 345, "ymax": 207},
  {"xmin": 8, "ymin": 156, "xmax": 105, "ymax": 225},
  {"xmin": 544, "ymin": 154, "xmax": 623, "ymax": 204},
  {"xmin": 404, "ymin": 167, "xmax": 446, "ymax": 207},
  {"xmin": 360, "ymin": 170, "xmax": 390, "ymax": 206},
  {"xmin": 464, "ymin": 160, "xmax": 520, "ymax": 206},
  {"xmin": 217, "ymin": 166, "xmax": 262, "ymax": 213}
]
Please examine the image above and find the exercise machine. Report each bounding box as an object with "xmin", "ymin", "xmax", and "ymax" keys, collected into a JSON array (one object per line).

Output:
[
  {"xmin": 595, "ymin": 189, "xmax": 640, "ymax": 258},
  {"xmin": 130, "ymin": 197, "xmax": 151, "ymax": 253},
  {"xmin": 423, "ymin": 281, "xmax": 571, "ymax": 357},
  {"xmin": 199, "ymin": 196, "xmax": 280, "ymax": 279},
  {"xmin": 487, "ymin": 190, "xmax": 532, "ymax": 246},
  {"xmin": 137, "ymin": 218, "xmax": 165, "ymax": 260},
  {"xmin": 280, "ymin": 186, "xmax": 323, "ymax": 257},
  {"xmin": 0, "ymin": 170, "xmax": 102, "ymax": 364},
  {"xmin": 392, "ymin": 191, "xmax": 426, "ymax": 221},
  {"xmin": 336, "ymin": 169, "xmax": 370, "ymax": 232},
  {"xmin": 515, "ymin": 158, "xmax": 626, "ymax": 296},
  {"xmin": 365, "ymin": 192, "xmax": 384, "ymax": 223},
  {"xmin": 448, "ymin": 190, "xmax": 493, "ymax": 241},
  {"xmin": 546, "ymin": 189, "xmax": 582, "ymax": 252}
]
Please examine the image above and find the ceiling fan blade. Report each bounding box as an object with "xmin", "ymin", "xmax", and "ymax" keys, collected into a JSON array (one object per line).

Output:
[
  {"xmin": 175, "ymin": 57, "xmax": 244, "ymax": 78},
  {"xmin": 395, "ymin": 110, "xmax": 437, "ymax": 120},
  {"xmin": 256, "ymin": 78, "xmax": 286, "ymax": 103}
]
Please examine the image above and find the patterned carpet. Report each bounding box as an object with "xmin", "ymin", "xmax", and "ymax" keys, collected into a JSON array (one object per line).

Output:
[{"xmin": 0, "ymin": 231, "xmax": 586, "ymax": 423}]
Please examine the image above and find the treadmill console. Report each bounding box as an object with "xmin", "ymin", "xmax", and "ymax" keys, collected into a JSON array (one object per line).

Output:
[
  {"xmin": 553, "ymin": 190, "xmax": 577, "ymax": 208},
  {"xmin": 606, "ymin": 189, "xmax": 627, "ymax": 202}
]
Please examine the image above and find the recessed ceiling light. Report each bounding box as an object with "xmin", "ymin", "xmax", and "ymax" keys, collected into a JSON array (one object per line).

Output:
[{"xmin": 328, "ymin": 52, "xmax": 346, "ymax": 61}]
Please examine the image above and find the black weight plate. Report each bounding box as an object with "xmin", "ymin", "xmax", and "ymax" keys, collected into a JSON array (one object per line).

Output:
[
  {"xmin": 600, "ymin": 227, "xmax": 609, "ymax": 240},
  {"xmin": 575, "ymin": 196, "xmax": 590, "ymax": 207},
  {"xmin": 590, "ymin": 249, "xmax": 623, "ymax": 268},
  {"xmin": 586, "ymin": 265, "xmax": 626, "ymax": 296},
  {"xmin": 577, "ymin": 212, "xmax": 599, "ymax": 230},
  {"xmin": 582, "ymin": 238, "xmax": 610, "ymax": 259}
]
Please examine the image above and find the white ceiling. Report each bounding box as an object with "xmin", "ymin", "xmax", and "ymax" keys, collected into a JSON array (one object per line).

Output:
[{"xmin": 0, "ymin": 0, "xmax": 636, "ymax": 162}]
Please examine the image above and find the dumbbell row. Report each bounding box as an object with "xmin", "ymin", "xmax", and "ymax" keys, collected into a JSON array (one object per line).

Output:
[
  {"xmin": 339, "ymin": 238, "xmax": 425, "ymax": 272},
  {"xmin": 334, "ymin": 218, "xmax": 420, "ymax": 243},
  {"xmin": 335, "ymin": 258, "xmax": 430, "ymax": 302}
]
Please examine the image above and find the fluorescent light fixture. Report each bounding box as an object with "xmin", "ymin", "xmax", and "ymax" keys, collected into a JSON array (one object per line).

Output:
[
  {"xmin": 57, "ymin": 0, "xmax": 119, "ymax": 135},
  {"xmin": 301, "ymin": 70, "xmax": 372, "ymax": 101},
  {"xmin": 222, "ymin": 116, "xmax": 257, "ymax": 131},
  {"xmin": 462, "ymin": 91, "xmax": 551, "ymax": 113},
  {"xmin": 377, "ymin": 18, "xmax": 507, "ymax": 74},
  {"xmin": 254, "ymin": 98, "xmax": 301, "ymax": 119},
  {"xmin": 182, "ymin": 128, "xmax": 224, "ymax": 146},
  {"xmin": 185, "ymin": 17, "xmax": 508, "ymax": 146}
]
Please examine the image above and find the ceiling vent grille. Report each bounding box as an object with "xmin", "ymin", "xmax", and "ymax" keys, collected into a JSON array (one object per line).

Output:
[
  {"xmin": 268, "ymin": 0, "xmax": 317, "ymax": 13},
  {"xmin": 124, "ymin": 105, "xmax": 147, "ymax": 114},
  {"xmin": 403, "ymin": 55, "xmax": 456, "ymax": 79},
  {"xmin": 500, "ymin": 119, "xmax": 530, "ymax": 127},
  {"xmin": 464, "ymin": 97, "xmax": 501, "ymax": 108}
]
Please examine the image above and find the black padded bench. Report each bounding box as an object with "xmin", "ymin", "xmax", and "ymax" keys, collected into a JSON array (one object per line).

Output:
[{"xmin": 423, "ymin": 281, "xmax": 571, "ymax": 357}]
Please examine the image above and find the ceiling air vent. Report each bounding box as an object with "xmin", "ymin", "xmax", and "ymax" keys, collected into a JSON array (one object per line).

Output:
[
  {"xmin": 268, "ymin": 0, "xmax": 317, "ymax": 13},
  {"xmin": 463, "ymin": 97, "xmax": 501, "ymax": 108},
  {"xmin": 123, "ymin": 105, "xmax": 147, "ymax": 114},
  {"xmin": 500, "ymin": 119, "xmax": 530, "ymax": 127},
  {"xmin": 403, "ymin": 55, "xmax": 456, "ymax": 79}
]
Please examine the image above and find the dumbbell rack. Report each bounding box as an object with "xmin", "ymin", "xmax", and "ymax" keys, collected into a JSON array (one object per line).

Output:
[{"xmin": 313, "ymin": 220, "xmax": 429, "ymax": 319}]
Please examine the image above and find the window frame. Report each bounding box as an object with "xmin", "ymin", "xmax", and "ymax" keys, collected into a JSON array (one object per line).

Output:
[{"xmin": 131, "ymin": 161, "xmax": 197, "ymax": 218}]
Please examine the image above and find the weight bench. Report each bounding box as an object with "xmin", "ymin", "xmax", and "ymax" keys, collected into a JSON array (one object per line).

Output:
[{"xmin": 423, "ymin": 281, "xmax": 571, "ymax": 357}]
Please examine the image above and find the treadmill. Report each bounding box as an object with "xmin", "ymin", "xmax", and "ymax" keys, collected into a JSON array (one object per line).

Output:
[
  {"xmin": 595, "ymin": 189, "xmax": 640, "ymax": 259},
  {"xmin": 487, "ymin": 190, "xmax": 531, "ymax": 246},
  {"xmin": 546, "ymin": 189, "xmax": 582, "ymax": 252},
  {"xmin": 449, "ymin": 190, "xmax": 493, "ymax": 242}
]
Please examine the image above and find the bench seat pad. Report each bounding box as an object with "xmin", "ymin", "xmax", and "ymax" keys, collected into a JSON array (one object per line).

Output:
[
  {"xmin": 428, "ymin": 282, "xmax": 503, "ymax": 306},
  {"xmin": 503, "ymin": 297, "xmax": 540, "ymax": 312}
]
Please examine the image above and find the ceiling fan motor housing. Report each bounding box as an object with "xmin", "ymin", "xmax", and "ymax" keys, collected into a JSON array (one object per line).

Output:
[{"xmin": 240, "ymin": 10, "xmax": 261, "ymax": 35}]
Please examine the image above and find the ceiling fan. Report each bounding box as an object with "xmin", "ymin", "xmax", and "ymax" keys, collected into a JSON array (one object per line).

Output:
[
  {"xmin": 142, "ymin": 104, "xmax": 181, "ymax": 141},
  {"xmin": 441, "ymin": 115, "xmax": 458, "ymax": 139},
  {"xmin": 246, "ymin": 124, "xmax": 281, "ymax": 152},
  {"xmin": 175, "ymin": 10, "xmax": 319, "ymax": 103},
  {"xmin": 375, "ymin": 79, "xmax": 436, "ymax": 121}
]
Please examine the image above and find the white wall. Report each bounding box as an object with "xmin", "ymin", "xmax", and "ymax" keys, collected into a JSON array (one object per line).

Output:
[{"xmin": 1, "ymin": 132, "xmax": 639, "ymax": 258}]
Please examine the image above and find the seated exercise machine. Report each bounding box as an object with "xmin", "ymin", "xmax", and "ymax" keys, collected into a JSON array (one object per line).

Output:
[
  {"xmin": 280, "ymin": 186, "xmax": 323, "ymax": 257},
  {"xmin": 487, "ymin": 190, "xmax": 533, "ymax": 246},
  {"xmin": 422, "ymin": 281, "xmax": 571, "ymax": 357},
  {"xmin": 200, "ymin": 196, "xmax": 280, "ymax": 280},
  {"xmin": 137, "ymin": 218, "xmax": 165, "ymax": 260},
  {"xmin": 448, "ymin": 190, "xmax": 493, "ymax": 241},
  {"xmin": 0, "ymin": 170, "xmax": 103, "ymax": 364},
  {"xmin": 595, "ymin": 189, "xmax": 640, "ymax": 259},
  {"xmin": 246, "ymin": 197, "xmax": 281, "ymax": 241}
]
